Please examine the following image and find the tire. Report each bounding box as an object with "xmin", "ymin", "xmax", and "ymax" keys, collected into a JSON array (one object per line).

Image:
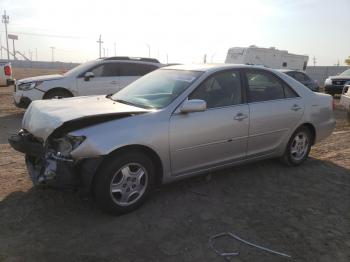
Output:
[
  {"xmin": 281, "ymin": 126, "xmax": 312, "ymax": 166},
  {"xmin": 43, "ymin": 89, "xmax": 73, "ymax": 99},
  {"xmin": 93, "ymin": 151, "xmax": 155, "ymax": 215}
]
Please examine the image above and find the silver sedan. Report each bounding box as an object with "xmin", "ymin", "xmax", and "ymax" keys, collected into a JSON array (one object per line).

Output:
[{"xmin": 9, "ymin": 64, "xmax": 335, "ymax": 214}]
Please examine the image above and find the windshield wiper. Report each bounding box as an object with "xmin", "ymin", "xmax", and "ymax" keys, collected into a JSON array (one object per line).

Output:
[{"xmin": 114, "ymin": 99, "xmax": 138, "ymax": 107}]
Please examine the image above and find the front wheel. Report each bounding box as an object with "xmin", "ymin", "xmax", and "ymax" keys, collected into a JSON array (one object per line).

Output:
[
  {"xmin": 281, "ymin": 127, "xmax": 312, "ymax": 166},
  {"xmin": 93, "ymin": 151, "xmax": 155, "ymax": 215}
]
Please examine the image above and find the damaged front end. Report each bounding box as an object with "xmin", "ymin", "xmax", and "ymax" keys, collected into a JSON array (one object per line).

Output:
[{"xmin": 9, "ymin": 130, "xmax": 95, "ymax": 190}]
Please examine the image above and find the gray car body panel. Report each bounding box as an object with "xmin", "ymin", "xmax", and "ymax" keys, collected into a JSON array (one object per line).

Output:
[{"xmin": 22, "ymin": 64, "xmax": 336, "ymax": 184}]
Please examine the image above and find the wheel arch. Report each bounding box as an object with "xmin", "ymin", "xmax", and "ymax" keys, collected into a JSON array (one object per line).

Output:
[
  {"xmin": 91, "ymin": 144, "xmax": 164, "ymax": 189},
  {"xmin": 43, "ymin": 87, "xmax": 74, "ymax": 99},
  {"xmin": 296, "ymin": 122, "xmax": 316, "ymax": 145}
]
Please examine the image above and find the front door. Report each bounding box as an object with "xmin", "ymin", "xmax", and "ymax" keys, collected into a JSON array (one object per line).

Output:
[
  {"xmin": 169, "ymin": 70, "xmax": 249, "ymax": 176},
  {"xmin": 76, "ymin": 62, "xmax": 122, "ymax": 96}
]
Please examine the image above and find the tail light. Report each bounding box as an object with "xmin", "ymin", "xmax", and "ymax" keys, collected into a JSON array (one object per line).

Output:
[{"xmin": 4, "ymin": 65, "xmax": 11, "ymax": 76}]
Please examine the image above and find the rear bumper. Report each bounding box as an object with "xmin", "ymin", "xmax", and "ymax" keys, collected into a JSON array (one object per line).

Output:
[
  {"xmin": 315, "ymin": 118, "xmax": 336, "ymax": 143},
  {"xmin": 6, "ymin": 79, "xmax": 14, "ymax": 86}
]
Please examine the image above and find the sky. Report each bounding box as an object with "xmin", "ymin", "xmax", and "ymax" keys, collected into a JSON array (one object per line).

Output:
[{"xmin": 0, "ymin": 0, "xmax": 349, "ymax": 65}]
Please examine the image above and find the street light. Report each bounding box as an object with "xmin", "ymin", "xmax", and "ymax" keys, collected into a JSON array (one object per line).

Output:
[{"xmin": 146, "ymin": 44, "xmax": 150, "ymax": 58}]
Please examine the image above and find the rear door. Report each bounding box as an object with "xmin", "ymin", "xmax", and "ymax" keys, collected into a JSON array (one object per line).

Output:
[
  {"xmin": 169, "ymin": 70, "xmax": 249, "ymax": 175},
  {"xmin": 118, "ymin": 63, "xmax": 159, "ymax": 90},
  {"xmin": 245, "ymin": 69, "xmax": 304, "ymax": 157}
]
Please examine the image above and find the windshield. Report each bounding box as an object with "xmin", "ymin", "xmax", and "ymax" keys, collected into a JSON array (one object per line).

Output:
[
  {"xmin": 111, "ymin": 69, "xmax": 203, "ymax": 109},
  {"xmin": 340, "ymin": 69, "xmax": 350, "ymax": 76},
  {"xmin": 63, "ymin": 60, "xmax": 97, "ymax": 76}
]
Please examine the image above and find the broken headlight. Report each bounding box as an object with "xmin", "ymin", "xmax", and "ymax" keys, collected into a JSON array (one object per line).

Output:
[{"xmin": 53, "ymin": 135, "xmax": 86, "ymax": 157}]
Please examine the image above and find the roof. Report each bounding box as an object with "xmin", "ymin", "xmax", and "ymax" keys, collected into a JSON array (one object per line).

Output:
[
  {"xmin": 162, "ymin": 63, "xmax": 275, "ymax": 72},
  {"xmin": 102, "ymin": 56, "xmax": 160, "ymax": 63}
]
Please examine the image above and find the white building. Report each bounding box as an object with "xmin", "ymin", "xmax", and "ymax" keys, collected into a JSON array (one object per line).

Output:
[{"xmin": 225, "ymin": 45, "xmax": 309, "ymax": 71}]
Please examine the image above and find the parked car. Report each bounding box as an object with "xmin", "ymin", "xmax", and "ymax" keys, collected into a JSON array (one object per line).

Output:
[
  {"xmin": 0, "ymin": 62, "xmax": 14, "ymax": 86},
  {"xmin": 324, "ymin": 69, "xmax": 350, "ymax": 96},
  {"xmin": 13, "ymin": 57, "xmax": 163, "ymax": 108},
  {"xmin": 340, "ymin": 83, "xmax": 350, "ymax": 120},
  {"xmin": 9, "ymin": 64, "xmax": 335, "ymax": 214},
  {"xmin": 279, "ymin": 69, "xmax": 319, "ymax": 92}
]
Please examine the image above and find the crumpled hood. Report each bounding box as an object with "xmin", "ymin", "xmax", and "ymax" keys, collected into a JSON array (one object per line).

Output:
[
  {"xmin": 22, "ymin": 95, "xmax": 151, "ymax": 141},
  {"xmin": 17, "ymin": 74, "xmax": 64, "ymax": 84}
]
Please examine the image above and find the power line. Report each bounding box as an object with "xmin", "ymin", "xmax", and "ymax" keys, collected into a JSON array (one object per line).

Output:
[
  {"xmin": 0, "ymin": 30, "xmax": 89, "ymax": 39},
  {"xmin": 50, "ymin": 46, "xmax": 55, "ymax": 62}
]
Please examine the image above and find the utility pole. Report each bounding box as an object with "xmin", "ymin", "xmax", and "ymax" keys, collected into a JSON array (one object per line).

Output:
[
  {"xmin": 0, "ymin": 35, "xmax": 2, "ymax": 59},
  {"xmin": 96, "ymin": 34, "xmax": 103, "ymax": 58},
  {"xmin": 203, "ymin": 54, "xmax": 207, "ymax": 63},
  {"xmin": 114, "ymin": 42, "xmax": 116, "ymax": 56},
  {"xmin": 50, "ymin": 46, "xmax": 55, "ymax": 62},
  {"xmin": 313, "ymin": 56, "xmax": 317, "ymax": 67},
  {"xmin": 8, "ymin": 34, "xmax": 18, "ymax": 60},
  {"xmin": 146, "ymin": 44, "xmax": 150, "ymax": 58},
  {"xmin": 2, "ymin": 10, "xmax": 10, "ymax": 60},
  {"xmin": 35, "ymin": 48, "xmax": 38, "ymax": 61}
]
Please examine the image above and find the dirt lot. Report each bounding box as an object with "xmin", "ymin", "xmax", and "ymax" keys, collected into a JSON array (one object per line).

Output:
[{"xmin": 0, "ymin": 68, "xmax": 349, "ymax": 262}]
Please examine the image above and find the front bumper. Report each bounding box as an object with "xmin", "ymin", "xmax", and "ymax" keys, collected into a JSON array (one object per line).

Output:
[
  {"xmin": 324, "ymin": 85, "xmax": 344, "ymax": 95},
  {"xmin": 8, "ymin": 130, "xmax": 103, "ymax": 192},
  {"xmin": 13, "ymin": 92, "xmax": 32, "ymax": 108},
  {"xmin": 13, "ymin": 88, "xmax": 44, "ymax": 108}
]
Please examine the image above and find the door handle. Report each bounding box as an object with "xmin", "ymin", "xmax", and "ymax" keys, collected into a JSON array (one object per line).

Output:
[
  {"xmin": 234, "ymin": 113, "xmax": 248, "ymax": 121},
  {"xmin": 291, "ymin": 104, "xmax": 302, "ymax": 111},
  {"xmin": 110, "ymin": 81, "xmax": 119, "ymax": 85}
]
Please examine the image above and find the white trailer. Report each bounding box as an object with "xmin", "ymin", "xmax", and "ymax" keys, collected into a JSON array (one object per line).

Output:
[{"xmin": 225, "ymin": 46, "xmax": 309, "ymax": 71}]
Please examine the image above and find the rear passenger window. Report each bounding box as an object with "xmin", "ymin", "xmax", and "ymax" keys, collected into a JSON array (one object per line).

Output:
[
  {"xmin": 119, "ymin": 63, "xmax": 158, "ymax": 76},
  {"xmin": 246, "ymin": 71, "xmax": 298, "ymax": 102}
]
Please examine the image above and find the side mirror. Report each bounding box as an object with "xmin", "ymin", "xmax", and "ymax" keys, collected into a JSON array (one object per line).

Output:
[
  {"xmin": 84, "ymin": 72, "xmax": 94, "ymax": 81},
  {"xmin": 180, "ymin": 99, "xmax": 207, "ymax": 113}
]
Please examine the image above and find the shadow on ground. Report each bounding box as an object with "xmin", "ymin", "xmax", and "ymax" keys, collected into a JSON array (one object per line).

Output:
[
  {"xmin": 0, "ymin": 158, "xmax": 349, "ymax": 262},
  {"xmin": 0, "ymin": 112, "xmax": 23, "ymax": 144}
]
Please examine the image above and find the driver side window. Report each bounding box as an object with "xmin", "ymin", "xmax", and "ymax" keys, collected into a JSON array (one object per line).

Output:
[{"xmin": 189, "ymin": 71, "xmax": 242, "ymax": 108}]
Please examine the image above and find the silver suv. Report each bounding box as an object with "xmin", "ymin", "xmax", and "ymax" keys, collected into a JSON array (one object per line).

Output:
[{"xmin": 13, "ymin": 57, "xmax": 163, "ymax": 108}]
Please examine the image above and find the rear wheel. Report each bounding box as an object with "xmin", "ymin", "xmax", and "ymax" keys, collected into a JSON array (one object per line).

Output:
[
  {"xmin": 43, "ymin": 89, "xmax": 73, "ymax": 99},
  {"xmin": 93, "ymin": 151, "xmax": 155, "ymax": 215},
  {"xmin": 281, "ymin": 127, "xmax": 312, "ymax": 166}
]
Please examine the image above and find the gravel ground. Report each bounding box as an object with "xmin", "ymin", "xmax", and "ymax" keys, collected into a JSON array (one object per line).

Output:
[{"xmin": 0, "ymin": 69, "xmax": 349, "ymax": 262}]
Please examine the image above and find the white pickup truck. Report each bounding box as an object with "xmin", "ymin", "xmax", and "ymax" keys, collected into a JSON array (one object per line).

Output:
[
  {"xmin": 340, "ymin": 84, "xmax": 350, "ymax": 120},
  {"xmin": 0, "ymin": 62, "xmax": 14, "ymax": 86}
]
